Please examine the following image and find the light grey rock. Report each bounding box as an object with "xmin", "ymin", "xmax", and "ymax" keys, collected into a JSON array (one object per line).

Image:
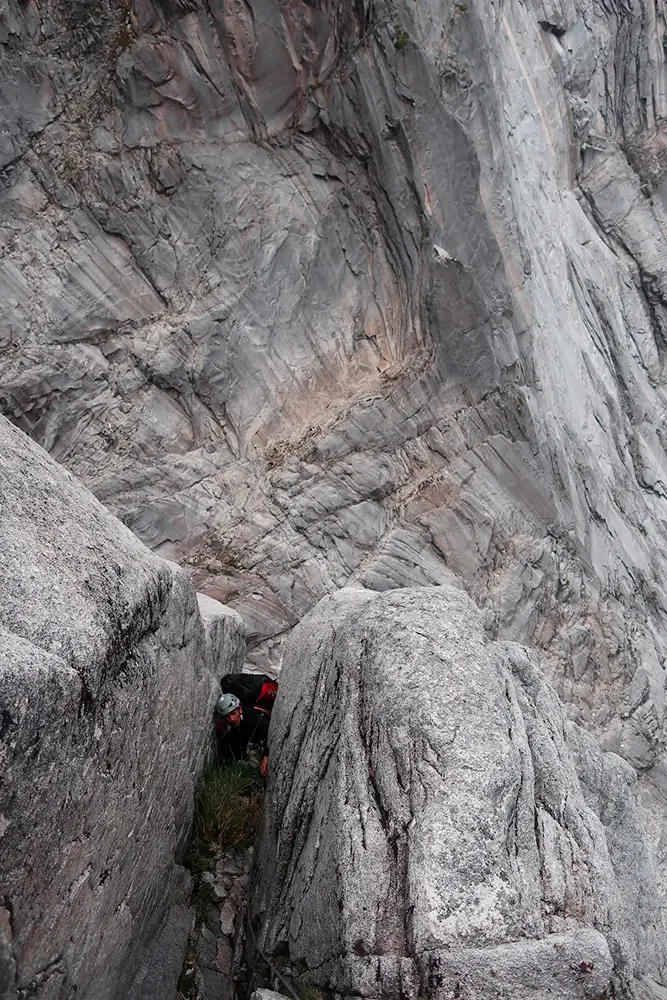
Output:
[
  {"xmin": 2, "ymin": 0, "xmax": 665, "ymax": 796},
  {"xmin": 126, "ymin": 901, "xmax": 193, "ymax": 1000},
  {"xmin": 219, "ymin": 898, "xmax": 238, "ymax": 937},
  {"xmin": 250, "ymin": 587, "xmax": 667, "ymax": 998},
  {"xmin": 4, "ymin": 0, "xmax": 667, "ymax": 983},
  {"xmin": 0, "ymin": 415, "xmax": 244, "ymax": 1000},
  {"xmin": 196, "ymin": 925, "xmax": 234, "ymax": 1000},
  {"xmin": 424, "ymin": 930, "xmax": 613, "ymax": 1000},
  {"xmin": 0, "ymin": 898, "xmax": 15, "ymax": 1000},
  {"xmin": 250, "ymin": 990, "xmax": 291, "ymax": 1000},
  {"xmin": 197, "ymin": 593, "xmax": 246, "ymax": 676}
]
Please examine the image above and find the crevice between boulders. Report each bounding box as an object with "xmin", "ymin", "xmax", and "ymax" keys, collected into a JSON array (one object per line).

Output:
[{"xmin": 176, "ymin": 847, "xmax": 254, "ymax": 1000}]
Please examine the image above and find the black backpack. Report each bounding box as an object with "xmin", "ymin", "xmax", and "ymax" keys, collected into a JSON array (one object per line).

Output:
[{"xmin": 220, "ymin": 672, "xmax": 274, "ymax": 705}]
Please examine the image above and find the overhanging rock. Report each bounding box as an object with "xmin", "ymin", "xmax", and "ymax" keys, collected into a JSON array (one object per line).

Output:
[
  {"xmin": 250, "ymin": 587, "xmax": 667, "ymax": 999},
  {"xmin": 0, "ymin": 415, "xmax": 245, "ymax": 1000}
]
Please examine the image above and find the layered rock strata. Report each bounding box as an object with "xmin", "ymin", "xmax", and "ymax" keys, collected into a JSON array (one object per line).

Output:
[
  {"xmin": 250, "ymin": 587, "xmax": 667, "ymax": 999},
  {"xmin": 4, "ymin": 0, "xmax": 667, "ymax": 983},
  {"xmin": 0, "ymin": 415, "xmax": 245, "ymax": 1000},
  {"xmin": 2, "ymin": 0, "xmax": 667, "ymax": 789}
]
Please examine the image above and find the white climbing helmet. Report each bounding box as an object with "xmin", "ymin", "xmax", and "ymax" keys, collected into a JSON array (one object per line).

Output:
[{"xmin": 216, "ymin": 692, "xmax": 240, "ymax": 717}]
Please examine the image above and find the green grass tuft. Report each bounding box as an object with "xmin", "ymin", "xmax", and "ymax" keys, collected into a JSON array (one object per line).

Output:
[
  {"xmin": 394, "ymin": 23, "xmax": 410, "ymax": 49},
  {"xmin": 179, "ymin": 761, "xmax": 265, "ymax": 996},
  {"xmin": 188, "ymin": 760, "xmax": 264, "ymax": 859}
]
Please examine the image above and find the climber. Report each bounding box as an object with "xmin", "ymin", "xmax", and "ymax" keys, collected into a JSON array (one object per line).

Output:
[{"xmin": 214, "ymin": 674, "xmax": 278, "ymax": 777}]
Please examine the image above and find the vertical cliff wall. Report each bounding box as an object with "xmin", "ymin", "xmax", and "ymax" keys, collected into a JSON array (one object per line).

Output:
[
  {"xmin": 3, "ymin": 0, "xmax": 667, "ymax": 955},
  {"xmin": 0, "ymin": 415, "xmax": 245, "ymax": 1000}
]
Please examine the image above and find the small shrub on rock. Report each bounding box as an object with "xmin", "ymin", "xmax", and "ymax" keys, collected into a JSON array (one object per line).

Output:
[{"xmin": 394, "ymin": 24, "xmax": 409, "ymax": 49}]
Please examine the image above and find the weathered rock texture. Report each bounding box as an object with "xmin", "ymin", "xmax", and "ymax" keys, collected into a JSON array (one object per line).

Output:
[
  {"xmin": 0, "ymin": 414, "xmax": 245, "ymax": 1000},
  {"xmin": 4, "ymin": 0, "xmax": 667, "ymax": 981},
  {"xmin": 3, "ymin": 0, "xmax": 667, "ymax": 778},
  {"xmin": 251, "ymin": 587, "xmax": 667, "ymax": 999}
]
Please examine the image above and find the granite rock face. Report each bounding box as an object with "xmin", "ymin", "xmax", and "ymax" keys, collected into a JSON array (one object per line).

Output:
[
  {"xmin": 250, "ymin": 587, "xmax": 667, "ymax": 999},
  {"xmin": 4, "ymin": 0, "xmax": 667, "ymax": 987},
  {"xmin": 2, "ymin": 0, "xmax": 667, "ymax": 771},
  {"xmin": 0, "ymin": 415, "xmax": 245, "ymax": 1000}
]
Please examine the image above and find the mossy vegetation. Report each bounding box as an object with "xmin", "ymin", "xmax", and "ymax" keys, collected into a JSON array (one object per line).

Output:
[{"xmin": 393, "ymin": 23, "xmax": 410, "ymax": 50}]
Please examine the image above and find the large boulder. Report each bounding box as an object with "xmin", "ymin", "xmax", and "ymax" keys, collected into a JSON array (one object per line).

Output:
[
  {"xmin": 250, "ymin": 587, "xmax": 667, "ymax": 999},
  {"xmin": 0, "ymin": 415, "xmax": 245, "ymax": 1000}
]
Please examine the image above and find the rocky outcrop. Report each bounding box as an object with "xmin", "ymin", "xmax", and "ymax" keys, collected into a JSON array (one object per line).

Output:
[
  {"xmin": 0, "ymin": 414, "xmax": 245, "ymax": 1000},
  {"xmin": 4, "ymin": 0, "xmax": 667, "ymax": 985},
  {"xmin": 2, "ymin": 0, "xmax": 667, "ymax": 792},
  {"xmin": 250, "ymin": 587, "xmax": 667, "ymax": 999}
]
